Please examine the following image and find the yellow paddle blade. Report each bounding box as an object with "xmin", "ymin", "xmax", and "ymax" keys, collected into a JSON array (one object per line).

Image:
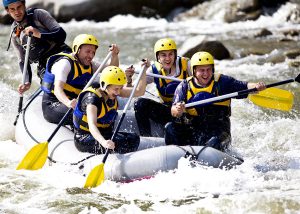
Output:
[
  {"xmin": 16, "ymin": 142, "xmax": 49, "ymax": 170},
  {"xmin": 84, "ymin": 163, "xmax": 105, "ymax": 188},
  {"xmin": 249, "ymin": 88, "xmax": 293, "ymax": 111}
]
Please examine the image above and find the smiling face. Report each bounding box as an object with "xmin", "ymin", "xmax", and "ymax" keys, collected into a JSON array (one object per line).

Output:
[
  {"xmin": 77, "ymin": 44, "xmax": 96, "ymax": 66},
  {"xmin": 106, "ymin": 85, "xmax": 123, "ymax": 100},
  {"xmin": 157, "ymin": 50, "xmax": 176, "ymax": 71},
  {"xmin": 6, "ymin": 1, "xmax": 26, "ymax": 22},
  {"xmin": 193, "ymin": 65, "xmax": 214, "ymax": 87}
]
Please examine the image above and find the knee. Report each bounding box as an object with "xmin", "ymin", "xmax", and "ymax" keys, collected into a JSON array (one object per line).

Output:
[
  {"xmin": 134, "ymin": 98, "xmax": 148, "ymax": 112},
  {"xmin": 164, "ymin": 122, "xmax": 173, "ymax": 134},
  {"xmin": 206, "ymin": 136, "xmax": 230, "ymax": 151}
]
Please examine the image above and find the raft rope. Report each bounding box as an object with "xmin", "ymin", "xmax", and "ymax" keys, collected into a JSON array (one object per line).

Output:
[
  {"xmin": 177, "ymin": 145, "xmax": 208, "ymax": 161},
  {"xmin": 22, "ymin": 87, "xmax": 43, "ymax": 143},
  {"xmin": 20, "ymin": 88, "xmax": 212, "ymax": 167},
  {"xmin": 21, "ymin": 88, "xmax": 98, "ymax": 166}
]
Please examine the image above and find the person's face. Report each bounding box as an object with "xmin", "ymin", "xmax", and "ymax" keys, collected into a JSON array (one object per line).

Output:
[
  {"xmin": 77, "ymin": 44, "xmax": 96, "ymax": 66},
  {"xmin": 6, "ymin": 1, "xmax": 26, "ymax": 22},
  {"xmin": 193, "ymin": 65, "xmax": 213, "ymax": 86},
  {"xmin": 157, "ymin": 50, "xmax": 175, "ymax": 71},
  {"xmin": 106, "ymin": 85, "xmax": 123, "ymax": 100}
]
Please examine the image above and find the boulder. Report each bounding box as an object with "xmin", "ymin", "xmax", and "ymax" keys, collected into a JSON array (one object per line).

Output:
[
  {"xmin": 0, "ymin": 0, "xmax": 204, "ymax": 24},
  {"xmin": 180, "ymin": 36, "xmax": 231, "ymax": 60},
  {"xmin": 254, "ymin": 29, "xmax": 273, "ymax": 38},
  {"xmin": 284, "ymin": 49, "xmax": 300, "ymax": 59}
]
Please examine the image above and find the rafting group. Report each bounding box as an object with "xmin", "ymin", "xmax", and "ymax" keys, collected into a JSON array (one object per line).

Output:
[{"xmin": 4, "ymin": 0, "xmax": 300, "ymax": 187}]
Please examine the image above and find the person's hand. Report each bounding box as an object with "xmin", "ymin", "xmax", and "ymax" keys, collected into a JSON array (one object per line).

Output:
[
  {"xmin": 18, "ymin": 82, "xmax": 31, "ymax": 94},
  {"xmin": 67, "ymin": 99, "xmax": 77, "ymax": 109},
  {"xmin": 101, "ymin": 139, "xmax": 115, "ymax": 150},
  {"xmin": 256, "ymin": 82, "xmax": 266, "ymax": 91},
  {"xmin": 109, "ymin": 44, "xmax": 120, "ymax": 56},
  {"xmin": 125, "ymin": 65, "xmax": 135, "ymax": 85},
  {"xmin": 23, "ymin": 26, "xmax": 41, "ymax": 38},
  {"xmin": 173, "ymin": 102, "xmax": 185, "ymax": 117},
  {"xmin": 141, "ymin": 58, "xmax": 150, "ymax": 68}
]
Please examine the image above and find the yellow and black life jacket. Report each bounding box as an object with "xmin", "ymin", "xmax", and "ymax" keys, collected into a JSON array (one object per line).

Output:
[
  {"xmin": 41, "ymin": 52, "xmax": 93, "ymax": 99},
  {"xmin": 152, "ymin": 56, "xmax": 189, "ymax": 105},
  {"xmin": 185, "ymin": 74, "xmax": 231, "ymax": 117},
  {"xmin": 73, "ymin": 87, "xmax": 118, "ymax": 132}
]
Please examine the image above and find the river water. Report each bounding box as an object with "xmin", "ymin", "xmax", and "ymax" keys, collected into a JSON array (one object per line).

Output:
[{"xmin": 1, "ymin": 2, "xmax": 300, "ymax": 214}]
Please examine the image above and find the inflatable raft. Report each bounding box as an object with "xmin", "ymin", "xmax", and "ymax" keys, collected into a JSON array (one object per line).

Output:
[{"xmin": 15, "ymin": 89, "xmax": 243, "ymax": 182}]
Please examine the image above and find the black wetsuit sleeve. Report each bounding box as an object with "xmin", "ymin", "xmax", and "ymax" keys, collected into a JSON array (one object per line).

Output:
[
  {"xmin": 34, "ymin": 9, "xmax": 66, "ymax": 43},
  {"xmin": 80, "ymin": 92, "xmax": 102, "ymax": 114}
]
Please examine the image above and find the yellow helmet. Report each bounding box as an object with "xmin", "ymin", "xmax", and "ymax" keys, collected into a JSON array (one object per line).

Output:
[
  {"xmin": 72, "ymin": 34, "xmax": 99, "ymax": 53},
  {"xmin": 154, "ymin": 38, "xmax": 177, "ymax": 56},
  {"xmin": 100, "ymin": 66, "xmax": 127, "ymax": 90},
  {"xmin": 191, "ymin": 51, "xmax": 214, "ymax": 73}
]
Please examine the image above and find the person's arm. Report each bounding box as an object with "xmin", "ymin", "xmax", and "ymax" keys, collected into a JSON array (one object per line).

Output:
[
  {"xmin": 120, "ymin": 59, "xmax": 150, "ymax": 97},
  {"xmin": 108, "ymin": 44, "xmax": 119, "ymax": 66},
  {"xmin": 52, "ymin": 59, "xmax": 76, "ymax": 108},
  {"xmin": 53, "ymin": 80, "xmax": 77, "ymax": 108},
  {"xmin": 146, "ymin": 66, "xmax": 155, "ymax": 84},
  {"xmin": 23, "ymin": 9, "xmax": 66, "ymax": 43},
  {"xmin": 221, "ymin": 74, "xmax": 266, "ymax": 97},
  {"xmin": 247, "ymin": 82, "xmax": 266, "ymax": 91},
  {"xmin": 124, "ymin": 65, "xmax": 135, "ymax": 87},
  {"xmin": 171, "ymin": 81, "xmax": 187, "ymax": 117},
  {"xmin": 86, "ymin": 104, "xmax": 115, "ymax": 150},
  {"xmin": 171, "ymin": 102, "xmax": 185, "ymax": 118}
]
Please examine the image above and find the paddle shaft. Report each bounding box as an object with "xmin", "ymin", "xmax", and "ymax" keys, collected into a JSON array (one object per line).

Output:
[
  {"xmin": 135, "ymin": 71, "xmax": 182, "ymax": 82},
  {"xmin": 186, "ymin": 77, "xmax": 299, "ymax": 108},
  {"xmin": 101, "ymin": 65, "xmax": 146, "ymax": 164},
  {"xmin": 47, "ymin": 51, "xmax": 113, "ymax": 143},
  {"xmin": 14, "ymin": 33, "xmax": 32, "ymax": 125}
]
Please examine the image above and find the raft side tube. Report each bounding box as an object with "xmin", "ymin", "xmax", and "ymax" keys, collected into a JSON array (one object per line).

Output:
[{"xmin": 83, "ymin": 145, "xmax": 243, "ymax": 182}]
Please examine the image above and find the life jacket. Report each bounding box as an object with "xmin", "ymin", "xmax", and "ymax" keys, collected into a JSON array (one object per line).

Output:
[
  {"xmin": 152, "ymin": 56, "xmax": 189, "ymax": 105},
  {"xmin": 41, "ymin": 52, "xmax": 93, "ymax": 99},
  {"xmin": 8, "ymin": 8, "xmax": 63, "ymax": 62},
  {"xmin": 185, "ymin": 73, "xmax": 231, "ymax": 117},
  {"xmin": 73, "ymin": 87, "xmax": 118, "ymax": 132}
]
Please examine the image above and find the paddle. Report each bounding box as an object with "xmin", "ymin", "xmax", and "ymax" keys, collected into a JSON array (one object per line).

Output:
[
  {"xmin": 14, "ymin": 32, "xmax": 32, "ymax": 126},
  {"xmin": 138, "ymin": 72, "xmax": 295, "ymax": 111},
  {"xmin": 249, "ymin": 87, "xmax": 293, "ymax": 111},
  {"xmin": 135, "ymin": 71, "xmax": 182, "ymax": 82},
  {"xmin": 185, "ymin": 74, "xmax": 300, "ymax": 110},
  {"xmin": 16, "ymin": 51, "xmax": 113, "ymax": 170},
  {"xmin": 84, "ymin": 64, "xmax": 147, "ymax": 189}
]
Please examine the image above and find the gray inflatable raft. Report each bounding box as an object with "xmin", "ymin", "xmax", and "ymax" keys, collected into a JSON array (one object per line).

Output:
[{"xmin": 15, "ymin": 90, "xmax": 243, "ymax": 182}]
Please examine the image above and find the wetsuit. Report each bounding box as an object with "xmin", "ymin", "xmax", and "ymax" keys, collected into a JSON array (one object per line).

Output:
[
  {"xmin": 73, "ymin": 87, "xmax": 140, "ymax": 154},
  {"xmin": 165, "ymin": 74, "xmax": 248, "ymax": 151},
  {"xmin": 9, "ymin": 8, "xmax": 71, "ymax": 83}
]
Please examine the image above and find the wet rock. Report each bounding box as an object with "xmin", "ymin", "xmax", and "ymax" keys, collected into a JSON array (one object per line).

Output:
[
  {"xmin": 237, "ymin": 0, "xmax": 260, "ymax": 12},
  {"xmin": 284, "ymin": 49, "xmax": 300, "ymax": 59},
  {"xmin": 287, "ymin": 4, "xmax": 300, "ymax": 24},
  {"xmin": 224, "ymin": 1, "xmax": 262, "ymax": 23},
  {"xmin": 288, "ymin": 60, "xmax": 300, "ymax": 67},
  {"xmin": 180, "ymin": 36, "xmax": 230, "ymax": 60},
  {"xmin": 0, "ymin": 0, "xmax": 203, "ymax": 24},
  {"xmin": 282, "ymin": 29, "xmax": 300, "ymax": 37},
  {"xmin": 257, "ymin": 49, "xmax": 286, "ymax": 64},
  {"xmin": 254, "ymin": 29, "xmax": 273, "ymax": 38}
]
